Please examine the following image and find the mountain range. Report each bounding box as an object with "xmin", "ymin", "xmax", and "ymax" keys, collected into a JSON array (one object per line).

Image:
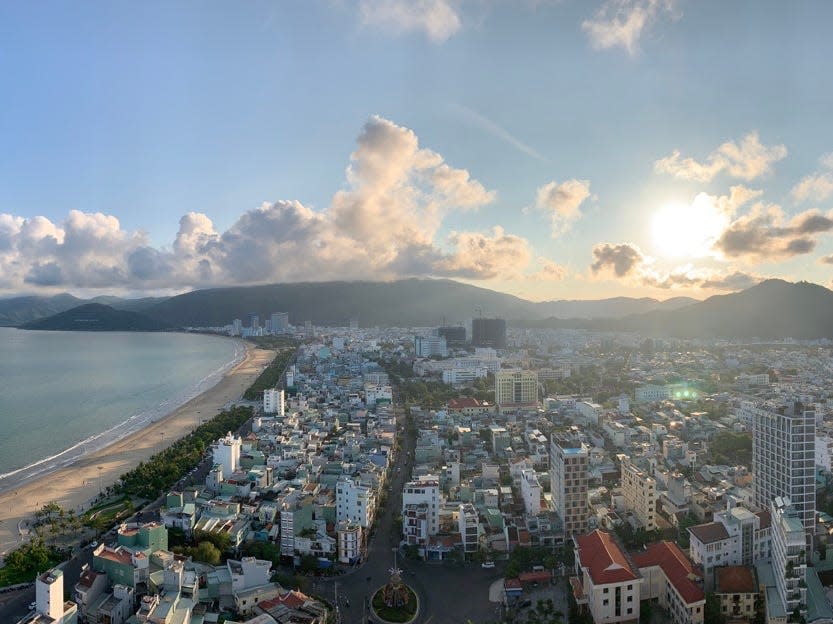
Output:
[{"xmin": 3, "ymin": 278, "xmax": 833, "ymax": 339}]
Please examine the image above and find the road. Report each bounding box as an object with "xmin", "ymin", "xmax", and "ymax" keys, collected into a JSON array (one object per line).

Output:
[{"xmin": 321, "ymin": 407, "xmax": 501, "ymax": 624}]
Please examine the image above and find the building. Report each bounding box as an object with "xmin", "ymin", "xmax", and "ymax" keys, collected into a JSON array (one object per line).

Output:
[
  {"xmin": 572, "ymin": 530, "xmax": 640, "ymax": 624},
  {"xmin": 263, "ymin": 388, "xmax": 285, "ymax": 416},
  {"xmin": 751, "ymin": 399, "xmax": 815, "ymax": 549},
  {"xmin": 495, "ymin": 369, "xmax": 538, "ymax": 410},
  {"xmin": 213, "ymin": 432, "xmax": 242, "ymax": 476},
  {"xmin": 270, "ymin": 312, "xmax": 290, "ymax": 333},
  {"xmin": 471, "ymin": 318, "xmax": 507, "ymax": 349},
  {"xmin": 458, "ymin": 503, "xmax": 480, "ymax": 554},
  {"xmin": 489, "ymin": 424, "xmax": 511, "ymax": 455},
  {"xmin": 688, "ymin": 506, "xmax": 771, "ymax": 590},
  {"xmin": 619, "ymin": 456, "xmax": 657, "ymax": 531},
  {"xmin": 437, "ymin": 325, "xmax": 466, "ymax": 346},
  {"xmin": 248, "ymin": 313, "xmax": 260, "ymax": 329},
  {"xmin": 336, "ymin": 521, "xmax": 362, "ymax": 564},
  {"xmin": 442, "ymin": 367, "xmax": 488, "ymax": 385},
  {"xmin": 714, "ymin": 566, "xmax": 758, "ymax": 622},
  {"xmin": 402, "ymin": 478, "xmax": 440, "ymax": 537},
  {"xmin": 770, "ymin": 497, "xmax": 807, "ymax": 620},
  {"xmin": 551, "ymin": 435, "xmax": 589, "ymax": 536},
  {"xmin": 635, "ymin": 384, "xmax": 671, "ymax": 403},
  {"xmin": 520, "ymin": 469, "xmax": 543, "ymax": 516},
  {"xmin": 27, "ymin": 566, "xmax": 79, "ymax": 624},
  {"xmin": 414, "ymin": 335, "xmax": 448, "ymax": 358},
  {"xmin": 336, "ymin": 478, "xmax": 374, "ymax": 528},
  {"xmin": 633, "ymin": 541, "xmax": 705, "ymax": 624}
]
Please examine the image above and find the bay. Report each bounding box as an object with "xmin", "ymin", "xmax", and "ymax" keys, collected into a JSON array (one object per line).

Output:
[{"xmin": 0, "ymin": 328, "xmax": 244, "ymax": 487}]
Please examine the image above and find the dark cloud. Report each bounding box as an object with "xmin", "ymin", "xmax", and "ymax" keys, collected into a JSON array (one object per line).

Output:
[
  {"xmin": 714, "ymin": 208, "xmax": 833, "ymax": 260},
  {"xmin": 700, "ymin": 270, "xmax": 763, "ymax": 291},
  {"xmin": 23, "ymin": 262, "xmax": 63, "ymax": 286},
  {"xmin": 590, "ymin": 243, "xmax": 644, "ymax": 277}
]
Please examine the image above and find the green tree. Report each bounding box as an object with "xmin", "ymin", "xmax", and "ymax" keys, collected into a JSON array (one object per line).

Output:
[
  {"xmin": 192, "ymin": 541, "xmax": 222, "ymax": 565},
  {"xmin": 704, "ymin": 593, "xmax": 726, "ymax": 624}
]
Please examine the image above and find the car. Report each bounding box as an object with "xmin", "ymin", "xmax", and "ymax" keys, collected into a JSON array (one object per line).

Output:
[
  {"xmin": 28, "ymin": 602, "xmax": 36, "ymax": 610},
  {"xmin": 481, "ymin": 561, "xmax": 495, "ymax": 569}
]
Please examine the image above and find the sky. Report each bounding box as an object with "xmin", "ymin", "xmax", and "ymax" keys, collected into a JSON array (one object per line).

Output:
[{"xmin": 2, "ymin": 1, "xmax": 833, "ymax": 302}]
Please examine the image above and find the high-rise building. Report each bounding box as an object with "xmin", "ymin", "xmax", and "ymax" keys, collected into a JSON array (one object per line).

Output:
[
  {"xmin": 437, "ymin": 325, "xmax": 466, "ymax": 346},
  {"xmin": 551, "ymin": 435, "xmax": 589, "ymax": 536},
  {"xmin": 751, "ymin": 399, "xmax": 815, "ymax": 547},
  {"xmin": 263, "ymin": 388, "xmax": 285, "ymax": 416},
  {"xmin": 520, "ymin": 469, "xmax": 542, "ymax": 515},
  {"xmin": 402, "ymin": 478, "xmax": 440, "ymax": 538},
  {"xmin": 248, "ymin": 313, "xmax": 260, "ymax": 329},
  {"xmin": 770, "ymin": 497, "xmax": 808, "ymax": 620},
  {"xmin": 471, "ymin": 318, "xmax": 506, "ymax": 349},
  {"xmin": 414, "ymin": 335, "xmax": 448, "ymax": 357},
  {"xmin": 36, "ymin": 567, "xmax": 78, "ymax": 623},
  {"xmin": 232, "ymin": 318, "xmax": 243, "ymax": 335},
  {"xmin": 349, "ymin": 317, "xmax": 359, "ymax": 330},
  {"xmin": 304, "ymin": 320, "xmax": 314, "ymax": 338},
  {"xmin": 212, "ymin": 432, "xmax": 241, "ymax": 476},
  {"xmin": 495, "ymin": 369, "xmax": 538, "ymax": 409},
  {"xmin": 270, "ymin": 312, "xmax": 289, "ymax": 334},
  {"xmin": 619, "ymin": 455, "xmax": 657, "ymax": 531},
  {"xmin": 336, "ymin": 478, "xmax": 374, "ymax": 528}
]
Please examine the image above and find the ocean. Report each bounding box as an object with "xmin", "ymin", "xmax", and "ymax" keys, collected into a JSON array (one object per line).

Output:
[{"xmin": 0, "ymin": 328, "xmax": 245, "ymax": 490}]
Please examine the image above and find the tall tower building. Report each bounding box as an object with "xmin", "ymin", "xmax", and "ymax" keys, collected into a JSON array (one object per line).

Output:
[
  {"xmin": 551, "ymin": 435, "xmax": 589, "ymax": 536},
  {"xmin": 751, "ymin": 399, "xmax": 815, "ymax": 549},
  {"xmin": 471, "ymin": 318, "xmax": 507, "ymax": 349},
  {"xmin": 213, "ymin": 432, "xmax": 241, "ymax": 476}
]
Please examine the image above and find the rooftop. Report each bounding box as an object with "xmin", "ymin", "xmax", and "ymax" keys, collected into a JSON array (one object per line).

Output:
[
  {"xmin": 715, "ymin": 566, "xmax": 756, "ymax": 594},
  {"xmin": 575, "ymin": 530, "xmax": 639, "ymax": 585},
  {"xmin": 632, "ymin": 541, "xmax": 704, "ymax": 605}
]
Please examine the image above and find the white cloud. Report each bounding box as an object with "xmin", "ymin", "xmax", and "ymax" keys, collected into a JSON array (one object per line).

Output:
[
  {"xmin": 655, "ymin": 132, "xmax": 787, "ymax": 182},
  {"xmin": 528, "ymin": 257, "xmax": 568, "ymax": 281},
  {"xmin": 582, "ymin": 0, "xmax": 678, "ymax": 55},
  {"xmin": 0, "ymin": 116, "xmax": 532, "ymax": 293},
  {"xmin": 791, "ymin": 153, "xmax": 833, "ymax": 202},
  {"xmin": 359, "ymin": 0, "xmax": 462, "ymax": 42},
  {"xmin": 535, "ymin": 179, "xmax": 592, "ymax": 236}
]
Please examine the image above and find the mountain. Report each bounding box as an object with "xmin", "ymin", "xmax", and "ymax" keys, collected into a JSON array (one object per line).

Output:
[
  {"xmin": 526, "ymin": 280, "xmax": 833, "ymax": 339},
  {"xmin": 0, "ymin": 294, "xmax": 169, "ymax": 326},
  {"xmin": 140, "ymin": 279, "xmax": 697, "ymax": 328},
  {"xmin": 533, "ymin": 295, "xmax": 696, "ymax": 319},
  {"xmin": 21, "ymin": 303, "xmax": 173, "ymax": 332}
]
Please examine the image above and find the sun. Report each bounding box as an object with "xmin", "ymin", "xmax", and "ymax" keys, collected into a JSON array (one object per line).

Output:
[{"xmin": 651, "ymin": 196, "xmax": 727, "ymax": 258}]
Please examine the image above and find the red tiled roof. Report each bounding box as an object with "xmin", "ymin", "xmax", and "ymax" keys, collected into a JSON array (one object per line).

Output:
[
  {"xmin": 715, "ymin": 566, "xmax": 756, "ymax": 594},
  {"xmin": 575, "ymin": 530, "xmax": 638, "ymax": 585},
  {"xmin": 688, "ymin": 522, "xmax": 729, "ymax": 544},
  {"xmin": 504, "ymin": 578, "xmax": 522, "ymax": 589},
  {"xmin": 448, "ymin": 397, "xmax": 483, "ymax": 409},
  {"xmin": 632, "ymin": 541, "xmax": 704, "ymax": 605},
  {"xmin": 519, "ymin": 570, "xmax": 552, "ymax": 583},
  {"xmin": 755, "ymin": 510, "xmax": 771, "ymax": 530}
]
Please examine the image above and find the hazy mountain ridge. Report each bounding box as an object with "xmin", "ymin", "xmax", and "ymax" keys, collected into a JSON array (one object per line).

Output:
[
  {"xmin": 21, "ymin": 303, "xmax": 173, "ymax": 332},
  {"xmin": 0, "ymin": 294, "xmax": 168, "ymax": 326}
]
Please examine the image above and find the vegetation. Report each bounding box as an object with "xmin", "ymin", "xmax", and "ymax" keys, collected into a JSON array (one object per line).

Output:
[
  {"xmin": 706, "ymin": 431, "xmax": 752, "ymax": 467},
  {"xmin": 614, "ymin": 523, "xmax": 657, "ymax": 550},
  {"xmin": 503, "ymin": 545, "xmax": 569, "ymax": 579},
  {"xmin": 243, "ymin": 348, "xmax": 296, "ymax": 399},
  {"xmin": 0, "ymin": 539, "xmax": 63, "ymax": 586},
  {"xmin": 21, "ymin": 303, "xmax": 172, "ymax": 331},
  {"xmin": 82, "ymin": 497, "xmax": 135, "ymax": 531},
  {"xmin": 115, "ymin": 406, "xmax": 252, "ymax": 499},
  {"xmin": 704, "ymin": 592, "xmax": 726, "ymax": 624}
]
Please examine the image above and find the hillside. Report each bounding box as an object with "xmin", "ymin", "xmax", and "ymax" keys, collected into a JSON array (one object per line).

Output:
[
  {"xmin": 0, "ymin": 294, "xmax": 168, "ymax": 326},
  {"xmin": 141, "ymin": 279, "xmax": 696, "ymax": 327},
  {"xmin": 21, "ymin": 304, "xmax": 173, "ymax": 332}
]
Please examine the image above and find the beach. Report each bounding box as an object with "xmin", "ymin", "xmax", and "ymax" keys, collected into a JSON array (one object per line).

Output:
[{"xmin": 0, "ymin": 342, "xmax": 275, "ymax": 555}]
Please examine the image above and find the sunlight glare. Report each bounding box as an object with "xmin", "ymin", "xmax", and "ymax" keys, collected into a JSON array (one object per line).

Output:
[{"xmin": 651, "ymin": 195, "xmax": 727, "ymax": 258}]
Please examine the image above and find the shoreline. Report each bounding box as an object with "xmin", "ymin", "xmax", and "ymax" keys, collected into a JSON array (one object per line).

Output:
[{"xmin": 0, "ymin": 341, "xmax": 275, "ymax": 554}]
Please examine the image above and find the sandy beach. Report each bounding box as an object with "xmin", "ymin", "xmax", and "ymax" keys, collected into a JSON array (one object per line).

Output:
[{"xmin": 0, "ymin": 342, "xmax": 275, "ymax": 555}]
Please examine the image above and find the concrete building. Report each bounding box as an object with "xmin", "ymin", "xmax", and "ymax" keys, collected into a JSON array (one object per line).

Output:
[
  {"xmin": 572, "ymin": 530, "xmax": 640, "ymax": 624},
  {"xmin": 471, "ymin": 318, "xmax": 506, "ymax": 349},
  {"xmin": 770, "ymin": 497, "xmax": 807, "ymax": 621},
  {"xmin": 520, "ymin": 469, "xmax": 542, "ymax": 516},
  {"xmin": 336, "ymin": 478, "xmax": 374, "ymax": 528},
  {"xmin": 336, "ymin": 520, "xmax": 362, "ymax": 564},
  {"xmin": 263, "ymin": 388, "xmax": 285, "ymax": 416},
  {"xmin": 551, "ymin": 435, "xmax": 589, "ymax": 536},
  {"xmin": 751, "ymin": 400, "xmax": 815, "ymax": 549},
  {"xmin": 714, "ymin": 566, "xmax": 758, "ymax": 622},
  {"xmin": 633, "ymin": 541, "xmax": 705, "ymax": 624},
  {"xmin": 619, "ymin": 456, "xmax": 657, "ymax": 531},
  {"xmin": 270, "ymin": 312, "xmax": 289, "ymax": 333},
  {"xmin": 495, "ymin": 369, "xmax": 538, "ymax": 410},
  {"xmin": 458, "ymin": 503, "xmax": 480, "ymax": 554},
  {"xmin": 635, "ymin": 384, "xmax": 671, "ymax": 404},
  {"xmin": 402, "ymin": 478, "xmax": 440, "ymax": 537},
  {"xmin": 30, "ymin": 567, "xmax": 78, "ymax": 624},
  {"xmin": 414, "ymin": 335, "xmax": 448, "ymax": 358},
  {"xmin": 213, "ymin": 432, "xmax": 242, "ymax": 476}
]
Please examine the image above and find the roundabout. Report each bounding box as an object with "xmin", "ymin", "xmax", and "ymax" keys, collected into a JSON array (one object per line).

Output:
[{"xmin": 370, "ymin": 565, "xmax": 419, "ymax": 623}]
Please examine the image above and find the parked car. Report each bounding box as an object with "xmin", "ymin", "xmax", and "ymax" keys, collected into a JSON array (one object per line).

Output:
[{"xmin": 481, "ymin": 561, "xmax": 495, "ymax": 569}]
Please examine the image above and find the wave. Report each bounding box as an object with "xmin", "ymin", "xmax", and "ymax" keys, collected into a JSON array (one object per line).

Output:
[{"xmin": 0, "ymin": 338, "xmax": 247, "ymax": 493}]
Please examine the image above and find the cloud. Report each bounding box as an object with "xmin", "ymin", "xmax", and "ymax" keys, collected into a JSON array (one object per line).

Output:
[
  {"xmin": 655, "ymin": 132, "xmax": 787, "ymax": 182},
  {"xmin": 699, "ymin": 270, "xmax": 763, "ymax": 291},
  {"xmin": 582, "ymin": 0, "xmax": 678, "ymax": 55},
  {"xmin": 529, "ymin": 258, "xmax": 568, "ymax": 281},
  {"xmin": 713, "ymin": 205, "xmax": 833, "ymax": 261},
  {"xmin": 0, "ymin": 116, "xmax": 533, "ymax": 292},
  {"xmin": 819, "ymin": 255, "xmax": 833, "ymax": 265},
  {"xmin": 590, "ymin": 242, "xmax": 645, "ymax": 277},
  {"xmin": 791, "ymin": 153, "xmax": 833, "ymax": 202},
  {"xmin": 535, "ymin": 179, "xmax": 592, "ymax": 236},
  {"xmin": 359, "ymin": 0, "xmax": 462, "ymax": 42}
]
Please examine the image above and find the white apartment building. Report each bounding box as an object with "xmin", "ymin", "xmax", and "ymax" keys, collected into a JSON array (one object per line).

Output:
[
  {"xmin": 213, "ymin": 432, "xmax": 241, "ymax": 476},
  {"xmin": 816, "ymin": 433, "xmax": 833, "ymax": 471},
  {"xmin": 551, "ymin": 435, "xmax": 589, "ymax": 536},
  {"xmin": 442, "ymin": 367, "xmax": 488, "ymax": 385},
  {"xmin": 633, "ymin": 541, "xmax": 705, "ymax": 624},
  {"xmin": 35, "ymin": 567, "xmax": 78, "ymax": 624},
  {"xmin": 402, "ymin": 478, "xmax": 440, "ymax": 537},
  {"xmin": 270, "ymin": 312, "xmax": 289, "ymax": 333},
  {"xmin": 619, "ymin": 456, "xmax": 657, "ymax": 531},
  {"xmin": 495, "ymin": 369, "xmax": 538, "ymax": 409},
  {"xmin": 263, "ymin": 388, "xmax": 285, "ymax": 416},
  {"xmin": 751, "ymin": 400, "xmax": 815, "ymax": 545},
  {"xmin": 336, "ymin": 520, "xmax": 362, "ymax": 564},
  {"xmin": 688, "ymin": 505, "xmax": 771, "ymax": 590},
  {"xmin": 336, "ymin": 478, "xmax": 374, "ymax": 528},
  {"xmin": 364, "ymin": 383, "xmax": 392, "ymax": 406},
  {"xmin": 458, "ymin": 503, "xmax": 480, "ymax": 554},
  {"xmin": 521, "ymin": 469, "xmax": 543, "ymax": 516},
  {"xmin": 402, "ymin": 503, "xmax": 431, "ymax": 549},
  {"xmin": 573, "ymin": 530, "xmax": 641, "ymax": 623},
  {"xmin": 635, "ymin": 384, "xmax": 671, "ymax": 404},
  {"xmin": 771, "ymin": 497, "xmax": 807, "ymax": 620}
]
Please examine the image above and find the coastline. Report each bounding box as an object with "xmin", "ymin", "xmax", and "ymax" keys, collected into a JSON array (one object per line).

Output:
[{"xmin": 0, "ymin": 341, "xmax": 275, "ymax": 554}]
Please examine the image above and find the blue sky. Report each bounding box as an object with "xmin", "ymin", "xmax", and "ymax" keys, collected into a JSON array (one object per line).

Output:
[{"xmin": 2, "ymin": 1, "xmax": 833, "ymax": 300}]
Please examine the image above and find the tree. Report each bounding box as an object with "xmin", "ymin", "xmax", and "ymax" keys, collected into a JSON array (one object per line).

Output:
[
  {"xmin": 704, "ymin": 593, "xmax": 726, "ymax": 624},
  {"xmin": 192, "ymin": 541, "xmax": 222, "ymax": 565}
]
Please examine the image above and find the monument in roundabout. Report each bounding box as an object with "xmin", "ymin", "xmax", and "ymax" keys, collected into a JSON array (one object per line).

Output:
[{"xmin": 370, "ymin": 559, "xmax": 419, "ymax": 623}]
